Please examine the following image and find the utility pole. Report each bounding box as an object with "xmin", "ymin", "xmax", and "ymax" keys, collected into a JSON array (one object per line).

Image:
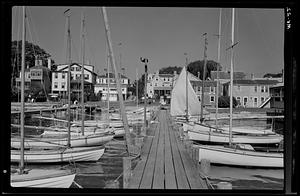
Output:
[
  {"xmin": 80, "ymin": 12, "xmax": 85, "ymax": 136},
  {"xmin": 64, "ymin": 9, "xmax": 71, "ymax": 147},
  {"xmin": 200, "ymin": 33, "xmax": 208, "ymax": 123},
  {"xmin": 141, "ymin": 57, "xmax": 148, "ymax": 134}
]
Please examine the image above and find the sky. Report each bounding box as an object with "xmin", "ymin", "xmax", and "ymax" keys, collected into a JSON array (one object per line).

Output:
[{"xmin": 11, "ymin": 6, "xmax": 284, "ymax": 81}]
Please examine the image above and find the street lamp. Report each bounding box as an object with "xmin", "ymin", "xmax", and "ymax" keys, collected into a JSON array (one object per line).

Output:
[{"xmin": 140, "ymin": 57, "xmax": 149, "ymax": 135}]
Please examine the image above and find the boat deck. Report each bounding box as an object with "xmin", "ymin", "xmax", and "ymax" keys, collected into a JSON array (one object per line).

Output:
[{"xmin": 128, "ymin": 109, "xmax": 208, "ymax": 189}]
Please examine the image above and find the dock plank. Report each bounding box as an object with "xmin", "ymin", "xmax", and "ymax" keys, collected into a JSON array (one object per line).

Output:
[
  {"xmin": 152, "ymin": 114, "xmax": 165, "ymax": 189},
  {"xmin": 139, "ymin": 117, "xmax": 161, "ymax": 189},
  {"xmin": 128, "ymin": 136, "xmax": 154, "ymax": 188},
  {"xmin": 164, "ymin": 114, "xmax": 177, "ymax": 189}
]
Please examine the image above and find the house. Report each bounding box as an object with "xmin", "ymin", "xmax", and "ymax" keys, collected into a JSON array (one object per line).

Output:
[
  {"xmin": 15, "ymin": 57, "xmax": 52, "ymax": 95},
  {"xmin": 51, "ymin": 63, "xmax": 97, "ymax": 99},
  {"xmin": 223, "ymin": 79, "xmax": 279, "ymax": 108},
  {"xmin": 94, "ymin": 73, "xmax": 130, "ymax": 101},
  {"xmin": 147, "ymin": 71, "xmax": 179, "ymax": 100},
  {"xmin": 190, "ymin": 80, "xmax": 221, "ymax": 108},
  {"xmin": 269, "ymin": 83, "xmax": 284, "ymax": 110}
]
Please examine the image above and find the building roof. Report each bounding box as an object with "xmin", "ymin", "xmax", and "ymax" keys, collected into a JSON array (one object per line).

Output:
[
  {"xmin": 224, "ymin": 79, "xmax": 279, "ymax": 85},
  {"xmin": 190, "ymin": 80, "xmax": 217, "ymax": 87},
  {"xmin": 270, "ymin": 82, "xmax": 284, "ymax": 89},
  {"xmin": 211, "ymin": 71, "xmax": 246, "ymax": 80},
  {"xmin": 97, "ymin": 72, "xmax": 129, "ymax": 79},
  {"xmin": 157, "ymin": 74, "xmax": 174, "ymax": 77},
  {"xmin": 57, "ymin": 63, "xmax": 97, "ymax": 75}
]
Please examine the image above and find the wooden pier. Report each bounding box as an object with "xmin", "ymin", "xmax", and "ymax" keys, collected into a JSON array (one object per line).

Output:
[{"xmin": 126, "ymin": 109, "xmax": 209, "ymax": 189}]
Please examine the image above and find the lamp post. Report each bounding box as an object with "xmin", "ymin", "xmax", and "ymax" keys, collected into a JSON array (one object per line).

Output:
[{"xmin": 140, "ymin": 57, "xmax": 148, "ymax": 135}]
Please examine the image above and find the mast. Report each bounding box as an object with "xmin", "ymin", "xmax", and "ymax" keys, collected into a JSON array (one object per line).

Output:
[
  {"xmin": 143, "ymin": 59, "xmax": 148, "ymax": 132},
  {"xmin": 215, "ymin": 8, "xmax": 222, "ymax": 129},
  {"xmin": 80, "ymin": 12, "xmax": 85, "ymax": 136},
  {"xmin": 107, "ymin": 53, "xmax": 110, "ymax": 124},
  {"xmin": 101, "ymin": 7, "xmax": 132, "ymax": 149},
  {"xmin": 136, "ymin": 67, "xmax": 138, "ymax": 108},
  {"xmin": 229, "ymin": 8, "xmax": 235, "ymax": 147},
  {"xmin": 184, "ymin": 53, "xmax": 189, "ymax": 122},
  {"xmin": 200, "ymin": 33, "xmax": 208, "ymax": 122},
  {"xmin": 64, "ymin": 9, "xmax": 71, "ymax": 147},
  {"xmin": 19, "ymin": 6, "xmax": 26, "ymax": 174}
]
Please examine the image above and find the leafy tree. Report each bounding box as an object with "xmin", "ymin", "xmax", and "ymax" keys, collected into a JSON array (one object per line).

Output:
[
  {"xmin": 218, "ymin": 96, "xmax": 238, "ymax": 108},
  {"xmin": 187, "ymin": 60, "xmax": 222, "ymax": 80},
  {"xmin": 159, "ymin": 66, "xmax": 182, "ymax": 74},
  {"xmin": 11, "ymin": 40, "xmax": 55, "ymax": 87}
]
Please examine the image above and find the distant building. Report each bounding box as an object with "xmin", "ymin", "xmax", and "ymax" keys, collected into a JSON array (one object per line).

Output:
[
  {"xmin": 147, "ymin": 70, "xmax": 179, "ymax": 99},
  {"xmin": 94, "ymin": 73, "xmax": 130, "ymax": 101},
  {"xmin": 223, "ymin": 79, "xmax": 279, "ymax": 108},
  {"xmin": 51, "ymin": 63, "xmax": 97, "ymax": 99},
  {"xmin": 269, "ymin": 83, "xmax": 284, "ymax": 110},
  {"xmin": 15, "ymin": 57, "xmax": 52, "ymax": 95}
]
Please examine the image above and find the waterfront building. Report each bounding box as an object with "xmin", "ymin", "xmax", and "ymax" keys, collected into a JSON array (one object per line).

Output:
[
  {"xmin": 51, "ymin": 63, "xmax": 97, "ymax": 99},
  {"xmin": 147, "ymin": 70, "xmax": 180, "ymax": 100},
  {"xmin": 223, "ymin": 79, "xmax": 279, "ymax": 108},
  {"xmin": 269, "ymin": 83, "xmax": 284, "ymax": 110},
  {"xmin": 94, "ymin": 73, "xmax": 130, "ymax": 101}
]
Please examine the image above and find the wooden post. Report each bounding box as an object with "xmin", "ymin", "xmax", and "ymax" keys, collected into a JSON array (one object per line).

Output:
[
  {"xmin": 39, "ymin": 110, "xmax": 42, "ymax": 127},
  {"xmin": 123, "ymin": 157, "xmax": 132, "ymax": 188},
  {"xmin": 217, "ymin": 182, "xmax": 232, "ymax": 189},
  {"xmin": 200, "ymin": 159, "xmax": 211, "ymax": 176}
]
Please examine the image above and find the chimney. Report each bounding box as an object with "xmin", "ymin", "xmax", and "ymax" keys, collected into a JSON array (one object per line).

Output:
[
  {"xmin": 47, "ymin": 58, "xmax": 51, "ymax": 70},
  {"xmin": 35, "ymin": 55, "xmax": 38, "ymax": 66},
  {"xmin": 173, "ymin": 70, "xmax": 177, "ymax": 75}
]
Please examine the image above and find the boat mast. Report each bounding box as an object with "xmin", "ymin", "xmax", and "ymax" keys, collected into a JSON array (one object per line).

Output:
[
  {"xmin": 19, "ymin": 6, "xmax": 26, "ymax": 174},
  {"xmin": 101, "ymin": 7, "xmax": 132, "ymax": 149},
  {"xmin": 136, "ymin": 67, "xmax": 138, "ymax": 108},
  {"xmin": 184, "ymin": 53, "xmax": 189, "ymax": 122},
  {"xmin": 200, "ymin": 33, "xmax": 208, "ymax": 123},
  {"xmin": 80, "ymin": 12, "xmax": 85, "ymax": 136},
  {"xmin": 107, "ymin": 51, "xmax": 110, "ymax": 124},
  {"xmin": 215, "ymin": 8, "xmax": 222, "ymax": 129},
  {"xmin": 229, "ymin": 8, "xmax": 235, "ymax": 146},
  {"xmin": 64, "ymin": 9, "xmax": 71, "ymax": 147}
]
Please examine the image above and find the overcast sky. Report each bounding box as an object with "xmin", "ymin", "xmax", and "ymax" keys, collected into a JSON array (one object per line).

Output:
[{"xmin": 12, "ymin": 6, "xmax": 284, "ymax": 81}]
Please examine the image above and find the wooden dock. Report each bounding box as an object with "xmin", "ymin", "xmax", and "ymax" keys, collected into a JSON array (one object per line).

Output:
[{"xmin": 127, "ymin": 109, "xmax": 208, "ymax": 189}]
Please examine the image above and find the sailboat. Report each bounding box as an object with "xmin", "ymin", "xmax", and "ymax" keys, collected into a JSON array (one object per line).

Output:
[
  {"xmin": 10, "ymin": 7, "xmax": 76, "ymax": 187},
  {"xmin": 12, "ymin": 10, "xmax": 114, "ymax": 147},
  {"xmin": 195, "ymin": 8, "xmax": 283, "ymax": 168},
  {"xmin": 175, "ymin": 8, "xmax": 283, "ymax": 146},
  {"xmin": 11, "ymin": 9, "xmax": 108, "ymax": 164}
]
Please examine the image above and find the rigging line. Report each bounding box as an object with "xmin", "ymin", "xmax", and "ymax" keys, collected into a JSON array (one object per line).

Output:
[
  {"xmin": 26, "ymin": 16, "xmax": 36, "ymax": 58},
  {"xmin": 27, "ymin": 7, "xmax": 41, "ymax": 50},
  {"xmin": 70, "ymin": 34, "xmax": 79, "ymax": 63}
]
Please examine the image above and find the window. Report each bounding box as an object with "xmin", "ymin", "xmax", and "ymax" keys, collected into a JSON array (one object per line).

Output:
[
  {"xmin": 84, "ymin": 74, "xmax": 89, "ymax": 80},
  {"xmin": 243, "ymin": 97, "xmax": 248, "ymax": 107},
  {"xmin": 210, "ymin": 86, "xmax": 214, "ymax": 93},
  {"xmin": 261, "ymin": 97, "xmax": 265, "ymax": 103},
  {"xmin": 71, "ymin": 67, "xmax": 74, "ymax": 71},
  {"xmin": 236, "ymin": 97, "xmax": 241, "ymax": 105},
  {"xmin": 254, "ymin": 97, "xmax": 258, "ymax": 107},
  {"xmin": 54, "ymin": 73, "xmax": 58, "ymax": 79},
  {"xmin": 210, "ymin": 96, "xmax": 215, "ymax": 102},
  {"xmin": 62, "ymin": 73, "xmax": 65, "ymax": 79},
  {"xmin": 254, "ymin": 86, "xmax": 257, "ymax": 92},
  {"xmin": 61, "ymin": 82, "xmax": 65, "ymax": 89},
  {"xmin": 54, "ymin": 82, "xmax": 58, "ymax": 89},
  {"xmin": 198, "ymin": 86, "xmax": 201, "ymax": 92},
  {"xmin": 155, "ymin": 83, "xmax": 157, "ymax": 87},
  {"xmin": 261, "ymin": 86, "xmax": 265, "ymax": 92},
  {"xmin": 76, "ymin": 67, "xmax": 81, "ymax": 71},
  {"xmin": 266, "ymin": 86, "xmax": 269, "ymax": 93},
  {"xmin": 237, "ymin": 85, "xmax": 241, "ymax": 91}
]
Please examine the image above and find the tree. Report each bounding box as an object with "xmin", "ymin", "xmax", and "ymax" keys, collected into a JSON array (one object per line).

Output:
[
  {"xmin": 263, "ymin": 72, "xmax": 283, "ymax": 78},
  {"xmin": 187, "ymin": 60, "xmax": 222, "ymax": 80},
  {"xmin": 159, "ymin": 66, "xmax": 182, "ymax": 74},
  {"xmin": 11, "ymin": 40, "xmax": 54, "ymax": 88}
]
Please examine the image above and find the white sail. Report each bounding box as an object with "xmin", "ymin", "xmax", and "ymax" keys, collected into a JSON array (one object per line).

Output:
[{"xmin": 170, "ymin": 66, "xmax": 206, "ymax": 116}]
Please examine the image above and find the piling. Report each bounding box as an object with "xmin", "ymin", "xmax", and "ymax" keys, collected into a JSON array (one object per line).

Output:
[
  {"xmin": 39, "ymin": 110, "xmax": 42, "ymax": 127},
  {"xmin": 123, "ymin": 156, "xmax": 132, "ymax": 188}
]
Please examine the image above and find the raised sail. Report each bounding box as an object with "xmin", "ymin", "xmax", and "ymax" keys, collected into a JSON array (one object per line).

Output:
[{"xmin": 170, "ymin": 66, "xmax": 206, "ymax": 116}]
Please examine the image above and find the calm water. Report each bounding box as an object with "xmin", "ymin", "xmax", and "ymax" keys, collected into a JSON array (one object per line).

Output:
[{"xmin": 11, "ymin": 109, "xmax": 283, "ymax": 190}]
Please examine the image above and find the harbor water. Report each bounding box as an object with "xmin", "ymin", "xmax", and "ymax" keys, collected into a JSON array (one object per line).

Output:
[{"xmin": 10, "ymin": 108, "xmax": 283, "ymax": 190}]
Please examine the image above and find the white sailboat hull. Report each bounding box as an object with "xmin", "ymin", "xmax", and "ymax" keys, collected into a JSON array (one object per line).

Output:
[
  {"xmin": 11, "ymin": 169, "xmax": 75, "ymax": 188},
  {"xmin": 11, "ymin": 133, "xmax": 113, "ymax": 149},
  {"xmin": 183, "ymin": 122, "xmax": 283, "ymax": 144},
  {"xmin": 11, "ymin": 146, "xmax": 105, "ymax": 163},
  {"xmin": 197, "ymin": 145, "xmax": 283, "ymax": 168}
]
